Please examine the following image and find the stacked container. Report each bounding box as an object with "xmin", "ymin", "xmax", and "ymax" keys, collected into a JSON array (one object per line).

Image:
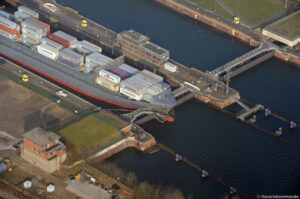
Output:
[
  {"xmin": 96, "ymin": 69, "xmax": 121, "ymax": 92},
  {"xmin": 21, "ymin": 18, "xmax": 49, "ymax": 46},
  {"xmin": 95, "ymin": 77, "xmax": 120, "ymax": 92},
  {"xmin": 49, "ymin": 31, "xmax": 77, "ymax": 48},
  {"xmin": 77, "ymin": 40, "xmax": 102, "ymax": 54},
  {"xmin": 85, "ymin": 52, "xmax": 112, "ymax": 73},
  {"xmin": 0, "ymin": 16, "xmax": 20, "ymax": 40},
  {"xmin": 164, "ymin": 62, "xmax": 177, "ymax": 72},
  {"xmin": 119, "ymin": 70, "xmax": 163, "ymax": 101},
  {"xmin": 42, "ymin": 37, "xmax": 63, "ymax": 50},
  {"xmin": 0, "ymin": 10, "xmax": 14, "ymax": 20},
  {"xmin": 59, "ymin": 48, "xmax": 83, "ymax": 68},
  {"xmin": 116, "ymin": 64, "xmax": 139, "ymax": 77},
  {"xmin": 37, "ymin": 43, "xmax": 59, "ymax": 60},
  {"xmin": 14, "ymin": 6, "xmax": 39, "ymax": 22}
]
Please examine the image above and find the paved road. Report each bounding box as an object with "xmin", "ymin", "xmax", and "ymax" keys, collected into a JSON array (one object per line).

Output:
[{"xmin": 0, "ymin": 190, "xmax": 18, "ymax": 199}]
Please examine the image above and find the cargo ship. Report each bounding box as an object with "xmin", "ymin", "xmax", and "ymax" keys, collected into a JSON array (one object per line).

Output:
[{"xmin": 0, "ymin": 6, "xmax": 177, "ymax": 112}]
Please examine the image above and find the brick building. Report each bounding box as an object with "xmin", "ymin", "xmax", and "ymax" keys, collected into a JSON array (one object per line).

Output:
[
  {"xmin": 117, "ymin": 30, "xmax": 169, "ymax": 66},
  {"xmin": 21, "ymin": 127, "xmax": 66, "ymax": 173}
]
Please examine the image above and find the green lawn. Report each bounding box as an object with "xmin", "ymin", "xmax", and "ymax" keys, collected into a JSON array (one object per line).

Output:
[
  {"xmin": 268, "ymin": 12, "xmax": 300, "ymax": 37},
  {"xmin": 59, "ymin": 113, "xmax": 124, "ymax": 155},
  {"xmin": 189, "ymin": 0, "xmax": 234, "ymax": 19},
  {"xmin": 222, "ymin": 0, "xmax": 286, "ymax": 25},
  {"xmin": 190, "ymin": 0, "xmax": 287, "ymax": 25}
]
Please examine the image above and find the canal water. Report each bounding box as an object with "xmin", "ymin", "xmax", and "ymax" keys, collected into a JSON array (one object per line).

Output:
[{"xmin": 57, "ymin": 0, "xmax": 300, "ymax": 198}]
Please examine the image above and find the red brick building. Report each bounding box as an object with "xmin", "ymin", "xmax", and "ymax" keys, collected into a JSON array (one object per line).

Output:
[{"xmin": 21, "ymin": 127, "xmax": 66, "ymax": 173}]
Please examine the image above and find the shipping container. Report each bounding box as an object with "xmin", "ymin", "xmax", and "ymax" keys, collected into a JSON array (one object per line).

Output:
[
  {"xmin": 42, "ymin": 37, "xmax": 63, "ymax": 50},
  {"xmin": 59, "ymin": 58, "xmax": 81, "ymax": 68},
  {"xmin": 99, "ymin": 69, "xmax": 121, "ymax": 84},
  {"xmin": 48, "ymin": 33, "xmax": 70, "ymax": 47},
  {"xmin": 118, "ymin": 64, "xmax": 139, "ymax": 74},
  {"xmin": 0, "ymin": 29, "xmax": 16, "ymax": 40},
  {"xmin": 85, "ymin": 52, "xmax": 112, "ymax": 68},
  {"xmin": 14, "ymin": 11, "xmax": 31, "ymax": 22},
  {"xmin": 0, "ymin": 10, "xmax": 13, "ymax": 20},
  {"xmin": 22, "ymin": 29, "xmax": 43, "ymax": 40},
  {"xmin": 164, "ymin": 62, "xmax": 177, "ymax": 72},
  {"xmin": 30, "ymin": 18, "xmax": 50, "ymax": 35},
  {"xmin": 0, "ymin": 16, "xmax": 17, "ymax": 30},
  {"xmin": 111, "ymin": 68, "xmax": 128, "ymax": 78},
  {"xmin": 22, "ymin": 18, "xmax": 47, "ymax": 35},
  {"xmin": 18, "ymin": 6, "xmax": 39, "ymax": 19},
  {"xmin": 120, "ymin": 87, "xmax": 143, "ymax": 101},
  {"xmin": 53, "ymin": 31, "xmax": 77, "ymax": 48},
  {"xmin": 140, "ymin": 70, "xmax": 163, "ymax": 82},
  {"xmin": 37, "ymin": 43, "xmax": 59, "ymax": 60},
  {"xmin": 77, "ymin": 40, "xmax": 102, "ymax": 54},
  {"xmin": 59, "ymin": 48, "xmax": 83, "ymax": 66},
  {"xmin": 95, "ymin": 77, "xmax": 120, "ymax": 92},
  {"xmin": 142, "ymin": 93, "xmax": 153, "ymax": 102}
]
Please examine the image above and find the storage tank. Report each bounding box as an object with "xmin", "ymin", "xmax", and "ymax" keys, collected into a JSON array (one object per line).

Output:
[{"xmin": 37, "ymin": 43, "xmax": 59, "ymax": 60}]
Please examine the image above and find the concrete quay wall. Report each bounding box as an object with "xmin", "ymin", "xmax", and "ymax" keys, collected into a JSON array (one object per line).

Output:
[
  {"xmin": 153, "ymin": 0, "xmax": 260, "ymax": 47},
  {"xmin": 90, "ymin": 136, "xmax": 156, "ymax": 161}
]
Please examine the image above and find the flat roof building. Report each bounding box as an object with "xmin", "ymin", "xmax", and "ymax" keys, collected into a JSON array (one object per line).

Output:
[
  {"xmin": 117, "ymin": 30, "xmax": 170, "ymax": 66},
  {"xmin": 21, "ymin": 127, "xmax": 66, "ymax": 173}
]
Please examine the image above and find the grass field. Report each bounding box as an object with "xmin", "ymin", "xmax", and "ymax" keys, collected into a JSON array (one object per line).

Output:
[
  {"xmin": 59, "ymin": 113, "xmax": 124, "ymax": 158},
  {"xmin": 190, "ymin": 0, "xmax": 287, "ymax": 25},
  {"xmin": 268, "ymin": 12, "xmax": 300, "ymax": 37},
  {"xmin": 222, "ymin": 0, "xmax": 286, "ymax": 25},
  {"xmin": 189, "ymin": 0, "xmax": 234, "ymax": 19}
]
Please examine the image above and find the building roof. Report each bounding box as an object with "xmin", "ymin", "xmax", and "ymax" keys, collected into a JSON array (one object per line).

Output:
[
  {"xmin": 120, "ymin": 30, "xmax": 149, "ymax": 45},
  {"xmin": 141, "ymin": 41, "xmax": 169, "ymax": 57},
  {"xmin": 23, "ymin": 127, "xmax": 60, "ymax": 146}
]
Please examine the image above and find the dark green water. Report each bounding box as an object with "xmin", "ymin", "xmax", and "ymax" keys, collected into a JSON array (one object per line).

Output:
[{"xmin": 57, "ymin": 0, "xmax": 300, "ymax": 198}]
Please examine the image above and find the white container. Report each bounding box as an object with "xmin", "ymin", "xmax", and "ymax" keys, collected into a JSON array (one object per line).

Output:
[
  {"xmin": 42, "ymin": 37, "xmax": 63, "ymax": 50},
  {"xmin": 0, "ymin": 30, "xmax": 16, "ymax": 40},
  {"xmin": 86, "ymin": 52, "xmax": 112, "ymax": 68},
  {"xmin": 164, "ymin": 62, "xmax": 177, "ymax": 72},
  {"xmin": 120, "ymin": 87, "xmax": 143, "ymax": 101},
  {"xmin": 0, "ymin": 10, "xmax": 12, "ymax": 19},
  {"xmin": 99, "ymin": 69, "xmax": 121, "ymax": 84},
  {"xmin": 117, "ymin": 64, "xmax": 139, "ymax": 74},
  {"xmin": 96, "ymin": 77, "xmax": 120, "ymax": 92},
  {"xmin": 18, "ymin": 6, "xmax": 39, "ymax": 18},
  {"xmin": 22, "ymin": 19, "xmax": 45, "ymax": 35},
  {"xmin": 38, "ymin": 43, "xmax": 59, "ymax": 60},
  {"xmin": 140, "ymin": 70, "xmax": 163, "ymax": 82},
  {"xmin": 78, "ymin": 40, "xmax": 102, "ymax": 54},
  {"xmin": 0, "ymin": 16, "xmax": 17, "ymax": 30}
]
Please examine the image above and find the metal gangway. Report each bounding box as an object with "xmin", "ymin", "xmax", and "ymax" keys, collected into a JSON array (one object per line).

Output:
[
  {"xmin": 210, "ymin": 42, "xmax": 277, "ymax": 80},
  {"xmin": 233, "ymin": 97, "xmax": 264, "ymax": 121}
]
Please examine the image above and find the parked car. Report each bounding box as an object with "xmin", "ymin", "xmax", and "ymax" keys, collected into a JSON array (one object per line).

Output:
[{"xmin": 56, "ymin": 89, "xmax": 68, "ymax": 97}]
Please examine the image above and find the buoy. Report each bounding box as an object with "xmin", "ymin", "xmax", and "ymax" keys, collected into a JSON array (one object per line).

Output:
[
  {"xmin": 201, "ymin": 170, "xmax": 208, "ymax": 178},
  {"xmin": 275, "ymin": 127, "xmax": 283, "ymax": 136},
  {"xmin": 250, "ymin": 115, "xmax": 256, "ymax": 125},
  {"xmin": 290, "ymin": 121, "xmax": 296, "ymax": 130},
  {"xmin": 265, "ymin": 108, "xmax": 271, "ymax": 118},
  {"xmin": 175, "ymin": 154, "xmax": 182, "ymax": 162},
  {"xmin": 230, "ymin": 187, "xmax": 237, "ymax": 195}
]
